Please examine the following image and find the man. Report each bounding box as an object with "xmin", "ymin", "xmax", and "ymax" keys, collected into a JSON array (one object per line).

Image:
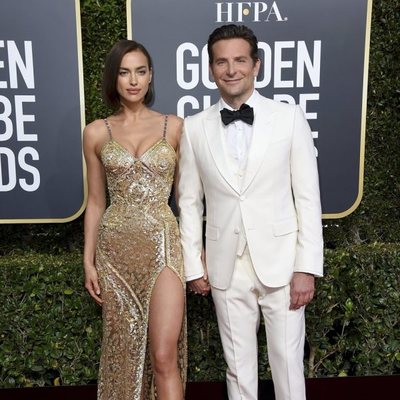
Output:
[{"xmin": 178, "ymin": 24, "xmax": 323, "ymax": 400}]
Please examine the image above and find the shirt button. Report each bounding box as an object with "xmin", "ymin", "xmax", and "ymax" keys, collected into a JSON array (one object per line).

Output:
[{"xmin": 234, "ymin": 228, "xmax": 240, "ymax": 234}]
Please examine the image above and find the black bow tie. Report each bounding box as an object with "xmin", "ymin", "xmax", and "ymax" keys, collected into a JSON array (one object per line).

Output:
[{"xmin": 220, "ymin": 103, "xmax": 254, "ymax": 126}]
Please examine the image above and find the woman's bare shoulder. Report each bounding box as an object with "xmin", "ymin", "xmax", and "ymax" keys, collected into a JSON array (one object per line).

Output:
[
  {"xmin": 83, "ymin": 118, "xmax": 111, "ymax": 152},
  {"xmin": 84, "ymin": 118, "xmax": 109, "ymax": 138},
  {"xmin": 165, "ymin": 114, "xmax": 183, "ymax": 146},
  {"xmin": 166, "ymin": 114, "xmax": 183, "ymax": 125},
  {"xmin": 166, "ymin": 114, "xmax": 183, "ymax": 133}
]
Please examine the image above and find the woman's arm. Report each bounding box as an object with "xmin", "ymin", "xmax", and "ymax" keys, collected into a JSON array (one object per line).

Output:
[{"xmin": 83, "ymin": 121, "xmax": 107, "ymax": 305}]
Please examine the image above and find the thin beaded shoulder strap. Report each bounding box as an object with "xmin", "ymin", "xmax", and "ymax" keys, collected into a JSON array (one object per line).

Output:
[
  {"xmin": 162, "ymin": 115, "xmax": 168, "ymax": 139},
  {"xmin": 103, "ymin": 118, "xmax": 112, "ymax": 139}
]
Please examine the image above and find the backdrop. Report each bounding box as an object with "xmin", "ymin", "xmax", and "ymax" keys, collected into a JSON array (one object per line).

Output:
[
  {"xmin": 128, "ymin": 0, "xmax": 373, "ymax": 218},
  {"xmin": 0, "ymin": 0, "xmax": 85, "ymax": 223}
]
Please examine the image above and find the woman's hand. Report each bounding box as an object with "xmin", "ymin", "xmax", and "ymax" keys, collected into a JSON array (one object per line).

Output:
[{"xmin": 84, "ymin": 264, "xmax": 103, "ymax": 305}]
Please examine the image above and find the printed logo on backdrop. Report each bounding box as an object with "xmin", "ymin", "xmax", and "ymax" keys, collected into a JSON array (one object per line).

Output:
[
  {"xmin": 0, "ymin": 0, "xmax": 85, "ymax": 223},
  {"xmin": 128, "ymin": 0, "xmax": 372, "ymax": 218}
]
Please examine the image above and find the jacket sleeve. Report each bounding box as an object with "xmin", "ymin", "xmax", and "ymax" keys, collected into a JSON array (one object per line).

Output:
[
  {"xmin": 290, "ymin": 105, "xmax": 324, "ymax": 277},
  {"xmin": 178, "ymin": 117, "xmax": 205, "ymax": 280}
]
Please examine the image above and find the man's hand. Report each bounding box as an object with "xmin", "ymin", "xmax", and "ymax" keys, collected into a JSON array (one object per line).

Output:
[
  {"xmin": 188, "ymin": 248, "xmax": 211, "ymax": 296},
  {"xmin": 188, "ymin": 276, "xmax": 210, "ymax": 296},
  {"xmin": 289, "ymin": 272, "xmax": 315, "ymax": 310}
]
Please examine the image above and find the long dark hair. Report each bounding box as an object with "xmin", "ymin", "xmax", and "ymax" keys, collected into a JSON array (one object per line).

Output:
[{"xmin": 102, "ymin": 39, "xmax": 154, "ymax": 111}]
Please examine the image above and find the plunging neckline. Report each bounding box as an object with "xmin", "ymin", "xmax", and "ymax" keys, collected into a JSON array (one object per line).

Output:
[
  {"xmin": 102, "ymin": 116, "xmax": 175, "ymax": 161},
  {"xmin": 111, "ymin": 137, "xmax": 165, "ymax": 160},
  {"xmin": 102, "ymin": 137, "xmax": 176, "ymax": 161}
]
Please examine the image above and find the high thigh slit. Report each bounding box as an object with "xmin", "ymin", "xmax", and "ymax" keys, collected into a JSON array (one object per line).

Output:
[
  {"xmin": 95, "ymin": 116, "xmax": 187, "ymax": 399},
  {"xmin": 147, "ymin": 266, "xmax": 185, "ymax": 397}
]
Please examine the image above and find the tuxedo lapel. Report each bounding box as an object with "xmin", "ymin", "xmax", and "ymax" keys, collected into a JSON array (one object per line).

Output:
[
  {"xmin": 241, "ymin": 99, "xmax": 277, "ymax": 193},
  {"xmin": 204, "ymin": 110, "xmax": 240, "ymax": 194}
]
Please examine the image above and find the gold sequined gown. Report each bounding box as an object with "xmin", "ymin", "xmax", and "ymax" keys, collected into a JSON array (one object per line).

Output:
[{"xmin": 95, "ymin": 116, "xmax": 186, "ymax": 400}]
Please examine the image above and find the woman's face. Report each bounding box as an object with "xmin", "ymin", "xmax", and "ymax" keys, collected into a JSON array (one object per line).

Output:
[{"xmin": 116, "ymin": 50, "xmax": 152, "ymax": 105}]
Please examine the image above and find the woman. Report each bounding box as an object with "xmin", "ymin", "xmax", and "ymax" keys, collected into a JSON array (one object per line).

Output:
[{"xmin": 83, "ymin": 39, "xmax": 186, "ymax": 400}]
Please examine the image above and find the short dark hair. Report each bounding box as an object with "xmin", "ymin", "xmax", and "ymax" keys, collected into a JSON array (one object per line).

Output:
[
  {"xmin": 207, "ymin": 24, "xmax": 259, "ymax": 64},
  {"xmin": 102, "ymin": 39, "xmax": 154, "ymax": 111}
]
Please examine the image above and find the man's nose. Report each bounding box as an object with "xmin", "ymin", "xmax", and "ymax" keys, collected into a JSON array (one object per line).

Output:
[{"xmin": 226, "ymin": 62, "xmax": 236, "ymax": 76}]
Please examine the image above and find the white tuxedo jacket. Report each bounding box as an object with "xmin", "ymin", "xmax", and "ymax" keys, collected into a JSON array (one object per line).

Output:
[{"xmin": 178, "ymin": 91, "xmax": 323, "ymax": 290}]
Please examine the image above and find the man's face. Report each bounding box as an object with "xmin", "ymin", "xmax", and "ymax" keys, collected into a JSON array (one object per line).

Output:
[{"xmin": 210, "ymin": 38, "xmax": 260, "ymax": 108}]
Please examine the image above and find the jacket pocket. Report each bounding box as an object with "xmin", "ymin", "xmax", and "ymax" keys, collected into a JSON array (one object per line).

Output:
[
  {"xmin": 273, "ymin": 217, "xmax": 298, "ymax": 236},
  {"xmin": 206, "ymin": 225, "xmax": 220, "ymax": 241}
]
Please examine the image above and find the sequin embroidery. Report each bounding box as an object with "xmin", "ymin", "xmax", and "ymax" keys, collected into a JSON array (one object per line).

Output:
[{"xmin": 95, "ymin": 117, "xmax": 186, "ymax": 400}]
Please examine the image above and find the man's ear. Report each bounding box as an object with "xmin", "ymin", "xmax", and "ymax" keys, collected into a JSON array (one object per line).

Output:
[{"xmin": 253, "ymin": 58, "xmax": 261, "ymax": 77}]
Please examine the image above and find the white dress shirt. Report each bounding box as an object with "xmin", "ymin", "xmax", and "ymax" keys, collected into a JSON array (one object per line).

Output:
[{"xmin": 220, "ymin": 90, "xmax": 257, "ymax": 167}]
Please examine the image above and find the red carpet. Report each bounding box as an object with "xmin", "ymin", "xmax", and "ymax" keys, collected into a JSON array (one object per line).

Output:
[{"xmin": 0, "ymin": 376, "xmax": 398, "ymax": 400}]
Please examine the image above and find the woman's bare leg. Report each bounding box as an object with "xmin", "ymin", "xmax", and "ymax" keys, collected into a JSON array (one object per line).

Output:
[{"xmin": 149, "ymin": 267, "xmax": 184, "ymax": 399}]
